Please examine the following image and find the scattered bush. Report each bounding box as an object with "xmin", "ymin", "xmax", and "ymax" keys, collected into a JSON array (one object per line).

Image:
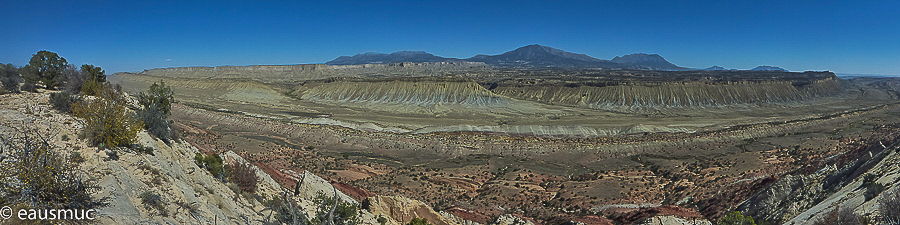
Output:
[
  {"xmin": 139, "ymin": 191, "xmax": 168, "ymax": 217},
  {"xmin": 70, "ymin": 151, "xmax": 84, "ymax": 164},
  {"xmin": 195, "ymin": 153, "xmax": 226, "ymax": 179},
  {"xmin": 72, "ymin": 84, "xmax": 143, "ymax": 148},
  {"xmin": 311, "ymin": 191, "xmax": 360, "ymax": 225},
  {"xmin": 132, "ymin": 144, "xmax": 154, "ymax": 155},
  {"xmin": 138, "ymin": 165, "xmax": 167, "ymax": 187},
  {"xmin": 720, "ymin": 211, "xmax": 756, "ymax": 225},
  {"xmin": 880, "ymin": 188, "xmax": 900, "ymax": 225},
  {"xmin": 49, "ymin": 91, "xmax": 78, "ymax": 113},
  {"xmin": 60, "ymin": 64, "xmax": 84, "ymax": 93},
  {"xmin": 21, "ymin": 83, "xmax": 37, "ymax": 92},
  {"xmin": 276, "ymin": 199, "xmax": 310, "ymax": 224},
  {"xmin": 138, "ymin": 103, "xmax": 173, "ymax": 144},
  {"xmin": 0, "ymin": 123, "xmax": 108, "ymax": 211},
  {"xmin": 862, "ymin": 174, "xmax": 886, "ymax": 201},
  {"xmin": 22, "ymin": 50, "xmax": 68, "ymax": 90},
  {"xmin": 81, "ymin": 64, "xmax": 105, "ymax": 83},
  {"xmin": 175, "ymin": 200, "xmax": 199, "ymax": 215},
  {"xmin": 80, "ymin": 79, "xmax": 103, "ymax": 96},
  {"xmin": 0, "ymin": 63, "xmax": 20, "ymax": 93},
  {"xmin": 813, "ymin": 206, "xmax": 861, "ymax": 225},
  {"xmin": 106, "ymin": 149, "xmax": 119, "ymax": 161},
  {"xmin": 378, "ymin": 216, "xmax": 388, "ymax": 225},
  {"xmin": 407, "ymin": 218, "xmax": 432, "ymax": 225},
  {"xmin": 228, "ymin": 162, "xmax": 259, "ymax": 193},
  {"xmin": 138, "ymin": 81, "xmax": 174, "ymax": 115}
]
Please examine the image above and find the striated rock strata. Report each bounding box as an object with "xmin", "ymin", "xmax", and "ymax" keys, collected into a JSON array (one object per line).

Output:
[
  {"xmin": 492, "ymin": 75, "xmax": 841, "ymax": 109},
  {"xmin": 295, "ymin": 78, "xmax": 510, "ymax": 106}
]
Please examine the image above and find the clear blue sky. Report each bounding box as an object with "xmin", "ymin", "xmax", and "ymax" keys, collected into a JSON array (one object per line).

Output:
[{"xmin": 1, "ymin": 1, "xmax": 898, "ymax": 75}]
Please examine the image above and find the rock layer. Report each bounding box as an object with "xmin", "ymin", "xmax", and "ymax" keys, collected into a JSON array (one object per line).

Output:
[
  {"xmin": 295, "ymin": 79, "xmax": 510, "ymax": 106},
  {"xmin": 492, "ymin": 77, "xmax": 841, "ymax": 109},
  {"xmin": 364, "ymin": 195, "xmax": 455, "ymax": 225}
]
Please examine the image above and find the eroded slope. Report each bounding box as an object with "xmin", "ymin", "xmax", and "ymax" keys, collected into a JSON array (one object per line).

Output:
[{"xmin": 491, "ymin": 73, "xmax": 841, "ymax": 109}]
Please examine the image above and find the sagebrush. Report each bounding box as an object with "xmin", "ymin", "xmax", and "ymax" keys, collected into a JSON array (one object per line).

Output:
[
  {"xmin": 0, "ymin": 123, "xmax": 108, "ymax": 210},
  {"xmin": 72, "ymin": 83, "xmax": 142, "ymax": 148},
  {"xmin": 228, "ymin": 162, "xmax": 259, "ymax": 193}
]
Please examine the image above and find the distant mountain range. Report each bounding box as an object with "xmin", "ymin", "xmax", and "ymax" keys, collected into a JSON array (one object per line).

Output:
[
  {"xmin": 750, "ymin": 65, "xmax": 788, "ymax": 72},
  {"xmin": 326, "ymin": 51, "xmax": 456, "ymax": 65},
  {"xmin": 326, "ymin": 44, "xmax": 786, "ymax": 71}
]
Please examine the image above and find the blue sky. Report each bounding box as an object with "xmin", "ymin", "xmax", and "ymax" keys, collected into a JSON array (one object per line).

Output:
[{"xmin": 1, "ymin": 1, "xmax": 898, "ymax": 75}]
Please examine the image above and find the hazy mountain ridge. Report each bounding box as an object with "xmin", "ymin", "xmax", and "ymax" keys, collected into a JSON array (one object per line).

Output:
[
  {"xmin": 327, "ymin": 51, "xmax": 457, "ymax": 65},
  {"xmin": 751, "ymin": 65, "xmax": 789, "ymax": 72},
  {"xmin": 611, "ymin": 53, "xmax": 685, "ymax": 70},
  {"xmin": 327, "ymin": 44, "xmax": 684, "ymax": 70}
]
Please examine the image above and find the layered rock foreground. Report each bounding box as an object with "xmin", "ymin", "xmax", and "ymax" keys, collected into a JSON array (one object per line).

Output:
[{"xmin": 0, "ymin": 91, "xmax": 489, "ymax": 225}]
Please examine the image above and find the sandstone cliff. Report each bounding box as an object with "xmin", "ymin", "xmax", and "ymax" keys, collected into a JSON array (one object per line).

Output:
[
  {"xmin": 364, "ymin": 195, "xmax": 456, "ymax": 225},
  {"xmin": 492, "ymin": 78, "xmax": 841, "ymax": 110},
  {"xmin": 295, "ymin": 79, "xmax": 510, "ymax": 106}
]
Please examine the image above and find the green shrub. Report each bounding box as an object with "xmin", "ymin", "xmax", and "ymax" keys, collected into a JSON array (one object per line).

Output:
[
  {"xmin": 80, "ymin": 79, "xmax": 103, "ymax": 96},
  {"xmin": 106, "ymin": 150, "xmax": 118, "ymax": 161},
  {"xmin": 49, "ymin": 91, "xmax": 78, "ymax": 113},
  {"xmin": 21, "ymin": 83, "xmax": 37, "ymax": 92},
  {"xmin": 195, "ymin": 153, "xmax": 226, "ymax": 179},
  {"xmin": 311, "ymin": 191, "xmax": 360, "ymax": 225},
  {"xmin": 70, "ymin": 151, "xmax": 84, "ymax": 164},
  {"xmin": 81, "ymin": 64, "xmax": 105, "ymax": 83},
  {"xmin": 407, "ymin": 218, "xmax": 432, "ymax": 225},
  {"xmin": 132, "ymin": 144, "xmax": 154, "ymax": 155},
  {"xmin": 138, "ymin": 81, "xmax": 174, "ymax": 115},
  {"xmin": 720, "ymin": 211, "xmax": 756, "ymax": 225},
  {"xmin": 0, "ymin": 63, "xmax": 20, "ymax": 93},
  {"xmin": 138, "ymin": 103, "xmax": 173, "ymax": 144},
  {"xmin": 72, "ymin": 84, "xmax": 143, "ymax": 148},
  {"xmin": 22, "ymin": 50, "xmax": 68, "ymax": 90},
  {"xmin": 862, "ymin": 174, "xmax": 886, "ymax": 201},
  {"xmin": 276, "ymin": 199, "xmax": 310, "ymax": 224}
]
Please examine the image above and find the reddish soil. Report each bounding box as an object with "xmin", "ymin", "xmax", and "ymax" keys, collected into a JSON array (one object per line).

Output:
[{"xmin": 170, "ymin": 102, "xmax": 900, "ymax": 224}]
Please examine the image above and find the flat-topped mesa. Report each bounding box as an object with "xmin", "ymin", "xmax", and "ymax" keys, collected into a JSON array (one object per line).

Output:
[
  {"xmin": 133, "ymin": 62, "xmax": 492, "ymax": 83},
  {"xmin": 490, "ymin": 71, "xmax": 842, "ymax": 109},
  {"xmin": 294, "ymin": 78, "xmax": 510, "ymax": 106}
]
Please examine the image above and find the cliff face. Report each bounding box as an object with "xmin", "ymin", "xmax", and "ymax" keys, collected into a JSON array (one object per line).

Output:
[
  {"xmin": 492, "ymin": 77, "xmax": 841, "ymax": 109},
  {"xmin": 295, "ymin": 79, "xmax": 510, "ymax": 106}
]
